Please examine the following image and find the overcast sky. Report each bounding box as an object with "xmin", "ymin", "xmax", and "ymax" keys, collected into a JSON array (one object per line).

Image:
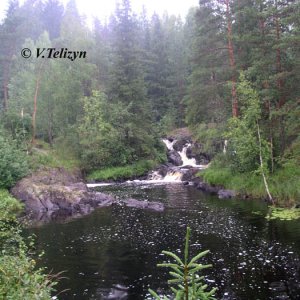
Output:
[{"xmin": 0, "ymin": 0, "xmax": 199, "ymax": 25}]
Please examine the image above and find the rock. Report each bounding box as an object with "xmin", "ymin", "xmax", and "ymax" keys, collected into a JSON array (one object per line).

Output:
[
  {"xmin": 173, "ymin": 139, "xmax": 190, "ymax": 152},
  {"xmin": 188, "ymin": 143, "xmax": 211, "ymax": 164},
  {"xmin": 167, "ymin": 150, "xmax": 183, "ymax": 166},
  {"xmin": 11, "ymin": 168, "xmax": 166, "ymax": 223},
  {"xmin": 155, "ymin": 163, "xmax": 173, "ymax": 177},
  {"xmin": 121, "ymin": 198, "xmax": 165, "ymax": 212},
  {"xmin": 181, "ymin": 168, "xmax": 199, "ymax": 181},
  {"xmin": 11, "ymin": 168, "xmax": 115, "ymax": 221},
  {"xmin": 218, "ymin": 189, "xmax": 236, "ymax": 199}
]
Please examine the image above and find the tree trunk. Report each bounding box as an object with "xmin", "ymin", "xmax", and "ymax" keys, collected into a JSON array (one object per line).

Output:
[
  {"xmin": 225, "ymin": 0, "xmax": 238, "ymax": 117},
  {"xmin": 257, "ymin": 120, "xmax": 274, "ymax": 204},
  {"xmin": 274, "ymin": 0, "xmax": 287, "ymax": 154},
  {"xmin": 31, "ymin": 65, "xmax": 45, "ymax": 146}
]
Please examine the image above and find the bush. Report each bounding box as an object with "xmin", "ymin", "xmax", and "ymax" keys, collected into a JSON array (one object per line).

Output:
[
  {"xmin": 87, "ymin": 160, "xmax": 158, "ymax": 181},
  {"xmin": 0, "ymin": 189, "xmax": 57, "ymax": 299},
  {"xmin": 201, "ymin": 156, "xmax": 300, "ymax": 206},
  {"xmin": 0, "ymin": 131, "xmax": 29, "ymax": 189}
]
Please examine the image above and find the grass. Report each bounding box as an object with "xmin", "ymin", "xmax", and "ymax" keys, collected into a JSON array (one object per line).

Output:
[
  {"xmin": 0, "ymin": 189, "xmax": 23, "ymax": 220},
  {"xmin": 29, "ymin": 139, "xmax": 80, "ymax": 171},
  {"xmin": 200, "ymin": 161, "xmax": 300, "ymax": 207},
  {"xmin": 87, "ymin": 160, "xmax": 158, "ymax": 181}
]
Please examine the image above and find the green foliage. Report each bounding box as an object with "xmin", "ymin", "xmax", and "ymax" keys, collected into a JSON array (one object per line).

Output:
[
  {"xmin": 0, "ymin": 130, "xmax": 29, "ymax": 189},
  {"xmin": 266, "ymin": 207, "xmax": 300, "ymax": 221},
  {"xmin": 78, "ymin": 90, "xmax": 133, "ymax": 169},
  {"xmin": 149, "ymin": 227, "xmax": 217, "ymax": 300},
  {"xmin": 202, "ymin": 157, "xmax": 300, "ymax": 206},
  {"xmin": 225, "ymin": 74, "xmax": 271, "ymax": 173},
  {"xmin": 78, "ymin": 90, "xmax": 164, "ymax": 171},
  {"xmin": 1, "ymin": 111, "xmax": 31, "ymax": 143},
  {"xmin": 29, "ymin": 139, "xmax": 80, "ymax": 171},
  {"xmin": 191, "ymin": 123, "xmax": 224, "ymax": 157},
  {"xmin": 87, "ymin": 160, "xmax": 159, "ymax": 181},
  {"xmin": 0, "ymin": 190, "xmax": 56, "ymax": 299},
  {"xmin": 0, "ymin": 189, "xmax": 23, "ymax": 220}
]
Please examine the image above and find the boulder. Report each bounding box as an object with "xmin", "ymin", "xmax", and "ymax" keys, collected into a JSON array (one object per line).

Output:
[
  {"xmin": 121, "ymin": 199, "xmax": 165, "ymax": 212},
  {"xmin": 173, "ymin": 139, "xmax": 190, "ymax": 152},
  {"xmin": 11, "ymin": 168, "xmax": 115, "ymax": 220},
  {"xmin": 155, "ymin": 163, "xmax": 174, "ymax": 177},
  {"xmin": 11, "ymin": 168, "xmax": 165, "ymax": 223},
  {"xmin": 181, "ymin": 168, "xmax": 199, "ymax": 181},
  {"xmin": 218, "ymin": 189, "xmax": 236, "ymax": 199},
  {"xmin": 167, "ymin": 150, "xmax": 183, "ymax": 166}
]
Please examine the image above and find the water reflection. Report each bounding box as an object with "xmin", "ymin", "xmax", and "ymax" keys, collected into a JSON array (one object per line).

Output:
[{"xmin": 27, "ymin": 184, "xmax": 300, "ymax": 299}]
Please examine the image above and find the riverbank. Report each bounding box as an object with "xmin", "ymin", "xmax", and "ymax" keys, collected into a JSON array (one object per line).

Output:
[
  {"xmin": 87, "ymin": 160, "xmax": 159, "ymax": 182},
  {"xmin": 200, "ymin": 159, "xmax": 300, "ymax": 207}
]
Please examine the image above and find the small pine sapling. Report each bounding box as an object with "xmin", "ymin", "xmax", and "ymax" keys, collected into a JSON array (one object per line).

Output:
[{"xmin": 149, "ymin": 227, "xmax": 217, "ymax": 300}]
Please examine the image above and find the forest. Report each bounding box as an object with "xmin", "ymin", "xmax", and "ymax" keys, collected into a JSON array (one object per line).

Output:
[
  {"xmin": 0, "ymin": 0, "xmax": 299, "ymax": 204},
  {"xmin": 0, "ymin": 0, "xmax": 299, "ymax": 203},
  {"xmin": 0, "ymin": 0, "xmax": 300, "ymax": 299}
]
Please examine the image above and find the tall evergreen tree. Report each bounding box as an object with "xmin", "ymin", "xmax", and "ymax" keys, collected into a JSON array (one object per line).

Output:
[{"xmin": 108, "ymin": 0, "xmax": 160, "ymax": 163}]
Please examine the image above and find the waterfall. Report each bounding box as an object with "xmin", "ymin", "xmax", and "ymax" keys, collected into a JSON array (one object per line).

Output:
[
  {"xmin": 163, "ymin": 170, "xmax": 183, "ymax": 181},
  {"xmin": 88, "ymin": 139, "xmax": 208, "ymax": 187},
  {"xmin": 147, "ymin": 169, "xmax": 182, "ymax": 182},
  {"xmin": 178, "ymin": 143, "xmax": 198, "ymax": 167},
  {"xmin": 162, "ymin": 139, "xmax": 207, "ymax": 169},
  {"xmin": 162, "ymin": 138, "xmax": 176, "ymax": 151}
]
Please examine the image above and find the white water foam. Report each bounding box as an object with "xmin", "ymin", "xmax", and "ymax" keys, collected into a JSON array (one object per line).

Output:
[{"xmin": 87, "ymin": 183, "xmax": 114, "ymax": 188}]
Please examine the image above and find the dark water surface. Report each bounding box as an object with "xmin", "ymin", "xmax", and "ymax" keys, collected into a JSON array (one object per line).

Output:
[{"xmin": 27, "ymin": 183, "xmax": 300, "ymax": 299}]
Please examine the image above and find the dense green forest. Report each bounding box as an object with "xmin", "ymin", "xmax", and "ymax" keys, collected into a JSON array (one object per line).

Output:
[
  {"xmin": 0, "ymin": 0, "xmax": 300, "ymax": 298},
  {"xmin": 0, "ymin": 0, "xmax": 299, "ymax": 201}
]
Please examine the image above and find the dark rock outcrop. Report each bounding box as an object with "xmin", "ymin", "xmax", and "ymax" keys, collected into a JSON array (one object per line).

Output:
[
  {"xmin": 218, "ymin": 189, "xmax": 236, "ymax": 199},
  {"xmin": 173, "ymin": 139, "xmax": 190, "ymax": 152},
  {"xmin": 192, "ymin": 175, "xmax": 237, "ymax": 199},
  {"xmin": 11, "ymin": 168, "xmax": 165, "ymax": 223},
  {"xmin": 167, "ymin": 150, "xmax": 183, "ymax": 166},
  {"xmin": 11, "ymin": 169, "xmax": 116, "ymax": 220},
  {"xmin": 121, "ymin": 198, "xmax": 164, "ymax": 212},
  {"xmin": 181, "ymin": 167, "xmax": 199, "ymax": 182},
  {"xmin": 188, "ymin": 143, "xmax": 210, "ymax": 165}
]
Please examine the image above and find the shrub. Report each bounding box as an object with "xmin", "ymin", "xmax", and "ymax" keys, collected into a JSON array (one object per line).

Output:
[
  {"xmin": 0, "ymin": 131, "xmax": 29, "ymax": 189},
  {"xmin": 0, "ymin": 189, "xmax": 57, "ymax": 299},
  {"xmin": 87, "ymin": 160, "xmax": 158, "ymax": 181}
]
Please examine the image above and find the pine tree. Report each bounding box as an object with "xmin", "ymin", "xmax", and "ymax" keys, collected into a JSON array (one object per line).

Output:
[{"xmin": 108, "ymin": 0, "xmax": 160, "ymax": 163}]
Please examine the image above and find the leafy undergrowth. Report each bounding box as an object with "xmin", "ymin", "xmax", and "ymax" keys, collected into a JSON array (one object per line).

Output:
[
  {"xmin": 0, "ymin": 189, "xmax": 57, "ymax": 299},
  {"xmin": 0, "ymin": 189, "xmax": 23, "ymax": 219},
  {"xmin": 87, "ymin": 160, "xmax": 158, "ymax": 181},
  {"xmin": 29, "ymin": 139, "xmax": 80, "ymax": 171},
  {"xmin": 201, "ymin": 161, "xmax": 300, "ymax": 207}
]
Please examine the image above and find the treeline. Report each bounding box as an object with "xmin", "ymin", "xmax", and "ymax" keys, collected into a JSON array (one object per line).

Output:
[
  {"xmin": 188, "ymin": 0, "xmax": 299, "ymax": 204},
  {"xmin": 0, "ymin": 0, "xmax": 189, "ymax": 172}
]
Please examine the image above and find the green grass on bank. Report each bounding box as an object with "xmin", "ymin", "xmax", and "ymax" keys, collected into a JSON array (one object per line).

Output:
[
  {"xmin": 87, "ymin": 160, "xmax": 158, "ymax": 181},
  {"xmin": 29, "ymin": 139, "xmax": 80, "ymax": 171},
  {"xmin": 0, "ymin": 189, "xmax": 23, "ymax": 220},
  {"xmin": 201, "ymin": 162, "xmax": 300, "ymax": 207}
]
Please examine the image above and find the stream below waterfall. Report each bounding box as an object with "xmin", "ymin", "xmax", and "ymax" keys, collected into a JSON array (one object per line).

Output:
[{"xmin": 26, "ymin": 182, "xmax": 300, "ymax": 300}]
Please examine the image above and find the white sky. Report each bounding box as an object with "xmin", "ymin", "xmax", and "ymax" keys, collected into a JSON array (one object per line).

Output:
[{"xmin": 0, "ymin": 0, "xmax": 199, "ymax": 25}]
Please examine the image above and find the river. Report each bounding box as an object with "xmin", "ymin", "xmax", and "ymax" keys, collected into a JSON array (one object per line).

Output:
[{"xmin": 27, "ymin": 182, "xmax": 300, "ymax": 299}]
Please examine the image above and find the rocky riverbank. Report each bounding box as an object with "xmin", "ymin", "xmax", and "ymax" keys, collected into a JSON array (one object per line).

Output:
[{"xmin": 11, "ymin": 167, "xmax": 164, "ymax": 224}]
